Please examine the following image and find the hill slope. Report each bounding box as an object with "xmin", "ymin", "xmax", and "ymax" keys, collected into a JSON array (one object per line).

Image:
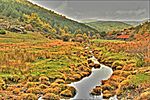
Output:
[
  {"xmin": 85, "ymin": 21, "xmax": 131, "ymax": 32},
  {"xmin": 0, "ymin": 0, "xmax": 98, "ymax": 38}
]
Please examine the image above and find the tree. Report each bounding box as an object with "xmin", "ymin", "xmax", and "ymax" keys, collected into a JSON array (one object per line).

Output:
[
  {"xmin": 61, "ymin": 33, "xmax": 71, "ymax": 41},
  {"xmin": 100, "ymin": 31, "xmax": 107, "ymax": 37}
]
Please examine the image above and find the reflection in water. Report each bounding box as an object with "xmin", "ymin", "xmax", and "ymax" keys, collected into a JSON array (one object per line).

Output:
[{"xmin": 69, "ymin": 64, "xmax": 114, "ymax": 100}]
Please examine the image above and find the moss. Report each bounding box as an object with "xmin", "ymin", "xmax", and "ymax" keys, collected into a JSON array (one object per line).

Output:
[{"xmin": 129, "ymin": 73, "xmax": 150, "ymax": 86}]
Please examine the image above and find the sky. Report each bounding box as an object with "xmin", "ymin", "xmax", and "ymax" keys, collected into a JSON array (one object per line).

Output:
[{"xmin": 28, "ymin": 0, "xmax": 150, "ymax": 21}]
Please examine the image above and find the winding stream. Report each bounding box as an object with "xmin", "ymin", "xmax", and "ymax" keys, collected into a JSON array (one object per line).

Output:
[{"xmin": 69, "ymin": 56, "xmax": 117, "ymax": 100}]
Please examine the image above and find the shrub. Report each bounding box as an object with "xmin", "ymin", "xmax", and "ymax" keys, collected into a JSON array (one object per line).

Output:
[{"xmin": 0, "ymin": 29, "xmax": 6, "ymax": 35}]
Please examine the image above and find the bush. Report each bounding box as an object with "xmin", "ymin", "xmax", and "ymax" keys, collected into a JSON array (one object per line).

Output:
[{"xmin": 0, "ymin": 29, "xmax": 6, "ymax": 34}]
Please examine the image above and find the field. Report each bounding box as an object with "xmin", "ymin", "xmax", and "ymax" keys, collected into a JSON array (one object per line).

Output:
[{"xmin": 0, "ymin": 32, "xmax": 92, "ymax": 99}]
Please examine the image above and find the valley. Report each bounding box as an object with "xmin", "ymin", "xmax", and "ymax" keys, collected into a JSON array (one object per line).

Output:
[{"xmin": 0, "ymin": 0, "xmax": 150, "ymax": 100}]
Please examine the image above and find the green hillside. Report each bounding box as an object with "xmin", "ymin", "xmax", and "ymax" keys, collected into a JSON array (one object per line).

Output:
[
  {"xmin": 0, "ymin": 0, "xmax": 98, "ymax": 38},
  {"xmin": 123, "ymin": 21, "xmax": 142, "ymax": 26},
  {"xmin": 85, "ymin": 21, "xmax": 131, "ymax": 32}
]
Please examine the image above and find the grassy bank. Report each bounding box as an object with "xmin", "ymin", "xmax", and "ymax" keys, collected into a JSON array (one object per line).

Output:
[
  {"xmin": 90, "ymin": 39, "xmax": 150, "ymax": 99},
  {"xmin": 0, "ymin": 32, "xmax": 92, "ymax": 99}
]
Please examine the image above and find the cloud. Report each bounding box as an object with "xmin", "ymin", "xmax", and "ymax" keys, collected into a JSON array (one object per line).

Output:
[{"xmin": 116, "ymin": 9, "xmax": 147, "ymax": 15}]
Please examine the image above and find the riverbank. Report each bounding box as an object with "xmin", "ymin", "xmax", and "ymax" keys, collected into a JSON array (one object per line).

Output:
[
  {"xmin": 0, "ymin": 33, "xmax": 93, "ymax": 99},
  {"xmin": 89, "ymin": 40, "xmax": 150, "ymax": 99}
]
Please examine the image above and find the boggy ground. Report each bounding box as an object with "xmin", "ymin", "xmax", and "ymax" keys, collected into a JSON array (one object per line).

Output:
[
  {"xmin": 0, "ymin": 32, "xmax": 94, "ymax": 99},
  {"xmin": 0, "ymin": 32, "xmax": 150, "ymax": 100},
  {"xmin": 89, "ymin": 39, "xmax": 150, "ymax": 100}
]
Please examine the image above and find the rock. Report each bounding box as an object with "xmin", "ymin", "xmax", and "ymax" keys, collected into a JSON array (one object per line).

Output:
[
  {"xmin": 42, "ymin": 93, "xmax": 60, "ymax": 100},
  {"xmin": 10, "ymin": 26, "xmax": 24, "ymax": 33}
]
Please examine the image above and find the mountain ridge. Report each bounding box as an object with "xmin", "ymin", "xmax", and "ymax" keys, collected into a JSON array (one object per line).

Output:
[{"xmin": 0, "ymin": 0, "xmax": 99, "ymax": 39}]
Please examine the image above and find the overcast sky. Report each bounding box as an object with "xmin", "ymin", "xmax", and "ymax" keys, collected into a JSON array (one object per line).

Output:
[{"xmin": 29, "ymin": 0, "xmax": 150, "ymax": 21}]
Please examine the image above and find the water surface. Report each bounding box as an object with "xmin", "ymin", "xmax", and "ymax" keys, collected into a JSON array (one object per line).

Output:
[{"xmin": 69, "ymin": 64, "xmax": 114, "ymax": 99}]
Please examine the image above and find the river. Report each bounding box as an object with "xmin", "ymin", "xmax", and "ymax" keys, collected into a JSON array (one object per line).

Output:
[{"xmin": 69, "ymin": 56, "xmax": 117, "ymax": 100}]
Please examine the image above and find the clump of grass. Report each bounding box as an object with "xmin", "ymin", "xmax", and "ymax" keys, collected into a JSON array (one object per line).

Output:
[
  {"xmin": 0, "ymin": 29, "xmax": 6, "ymax": 35},
  {"xmin": 129, "ymin": 73, "xmax": 150, "ymax": 86},
  {"xmin": 42, "ymin": 93, "xmax": 60, "ymax": 100},
  {"xmin": 19, "ymin": 93, "xmax": 38, "ymax": 100}
]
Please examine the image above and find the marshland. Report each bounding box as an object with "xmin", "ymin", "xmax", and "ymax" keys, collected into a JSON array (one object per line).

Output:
[{"xmin": 0, "ymin": 0, "xmax": 150, "ymax": 100}]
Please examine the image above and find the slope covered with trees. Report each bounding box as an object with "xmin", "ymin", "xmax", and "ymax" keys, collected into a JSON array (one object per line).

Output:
[
  {"xmin": 0, "ymin": 0, "xmax": 98, "ymax": 39},
  {"xmin": 85, "ymin": 21, "xmax": 131, "ymax": 33}
]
